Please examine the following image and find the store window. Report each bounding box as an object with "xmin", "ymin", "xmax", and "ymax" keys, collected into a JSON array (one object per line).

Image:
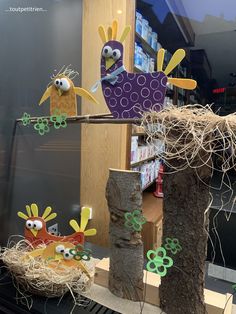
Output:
[{"xmin": 0, "ymin": 0, "xmax": 236, "ymax": 313}]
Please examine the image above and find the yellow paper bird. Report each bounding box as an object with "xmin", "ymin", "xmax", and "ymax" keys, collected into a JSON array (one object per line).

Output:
[{"xmin": 39, "ymin": 65, "xmax": 98, "ymax": 116}]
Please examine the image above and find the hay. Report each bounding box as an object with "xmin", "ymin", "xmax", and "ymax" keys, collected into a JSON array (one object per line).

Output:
[
  {"xmin": 0, "ymin": 239, "xmax": 94, "ymax": 308},
  {"xmin": 142, "ymin": 104, "xmax": 236, "ymax": 174}
]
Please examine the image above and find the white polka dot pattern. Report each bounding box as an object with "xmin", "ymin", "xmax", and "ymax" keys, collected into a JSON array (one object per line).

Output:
[{"xmin": 102, "ymin": 70, "xmax": 167, "ymax": 119}]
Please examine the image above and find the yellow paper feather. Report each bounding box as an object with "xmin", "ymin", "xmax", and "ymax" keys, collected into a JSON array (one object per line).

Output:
[
  {"xmin": 112, "ymin": 20, "xmax": 118, "ymax": 40},
  {"xmin": 44, "ymin": 213, "xmax": 57, "ymax": 223},
  {"xmin": 26, "ymin": 205, "xmax": 31, "ymax": 217},
  {"xmin": 98, "ymin": 25, "xmax": 107, "ymax": 43},
  {"xmin": 120, "ymin": 26, "xmax": 131, "ymax": 43},
  {"xmin": 107, "ymin": 26, "xmax": 112, "ymax": 41},
  {"xmin": 157, "ymin": 48, "xmax": 165, "ymax": 72},
  {"xmin": 17, "ymin": 211, "xmax": 29, "ymax": 220},
  {"xmin": 42, "ymin": 206, "xmax": 52, "ymax": 219},
  {"xmin": 80, "ymin": 207, "xmax": 90, "ymax": 232},
  {"xmin": 69, "ymin": 219, "xmax": 81, "ymax": 232},
  {"xmin": 164, "ymin": 49, "xmax": 186, "ymax": 76},
  {"xmin": 84, "ymin": 229, "xmax": 97, "ymax": 236},
  {"xmin": 31, "ymin": 203, "xmax": 39, "ymax": 217},
  {"xmin": 168, "ymin": 78, "xmax": 197, "ymax": 90}
]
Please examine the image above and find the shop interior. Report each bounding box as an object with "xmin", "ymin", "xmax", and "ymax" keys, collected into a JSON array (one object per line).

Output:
[{"xmin": 0, "ymin": 0, "xmax": 236, "ymax": 313}]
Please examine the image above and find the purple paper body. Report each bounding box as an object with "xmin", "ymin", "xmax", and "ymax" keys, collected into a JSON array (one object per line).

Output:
[
  {"xmin": 101, "ymin": 71, "xmax": 167, "ymax": 119},
  {"xmin": 100, "ymin": 41, "xmax": 167, "ymax": 119}
]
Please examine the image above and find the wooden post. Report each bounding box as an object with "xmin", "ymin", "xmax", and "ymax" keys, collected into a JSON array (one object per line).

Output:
[
  {"xmin": 159, "ymin": 163, "xmax": 211, "ymax": 314},
  {"xmin": 106, "ymin": 169, "xmax": 144, "ymax": 301}
]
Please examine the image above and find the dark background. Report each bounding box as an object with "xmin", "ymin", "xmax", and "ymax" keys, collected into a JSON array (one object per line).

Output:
[{"xmin": 0, "ymin": 0, "xmax": 83, "ymax": 245}]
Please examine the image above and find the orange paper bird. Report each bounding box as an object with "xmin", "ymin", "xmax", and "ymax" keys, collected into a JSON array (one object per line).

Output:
[
  {"xmin": 39, "ymin": 65, "xmax": 98, "ymax": 116},
  {"xmin": 17, "ymin": 204, "xmax": 96, "ymax": 248}
]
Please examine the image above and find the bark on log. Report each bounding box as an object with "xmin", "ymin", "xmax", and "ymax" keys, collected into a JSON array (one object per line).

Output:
[
  {"xmin": 106, "ymin": 169, "xmax": 144, "ymax": 301},
  {"xmin": 160, "ymin": 164, "xmax": 211, "ymax": 314}
]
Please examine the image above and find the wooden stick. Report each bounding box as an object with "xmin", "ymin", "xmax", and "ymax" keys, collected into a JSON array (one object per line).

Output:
[{"xmin": 16, "ymin": 114, "xmax": 142, "ymax": 125}]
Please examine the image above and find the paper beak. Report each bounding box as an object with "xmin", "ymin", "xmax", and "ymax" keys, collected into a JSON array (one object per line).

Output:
[
  {"xmin": 106, "ymin": 58, "xmax": 115, "ymax": 70},
  {"xmin": 30, "ymin": 229, "xmax": 38, "ymax": 237},
  {"xmin": 54, "ymin": 253, "xmax": 63, "ymax": 261},
  {"xmin": 57, "ymin": 89, "xmax": 63, "ymax": 96}
]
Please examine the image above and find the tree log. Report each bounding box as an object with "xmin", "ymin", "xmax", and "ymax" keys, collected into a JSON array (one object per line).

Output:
[
  {"xmin": 106, "ymin": 169, "xmax": 144, "ymax": 301},
  {"xmin": 160, "ymin": 164, "xmax": 211, "ymax": 314}
]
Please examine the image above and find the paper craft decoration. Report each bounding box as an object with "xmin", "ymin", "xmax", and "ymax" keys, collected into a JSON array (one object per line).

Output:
[
  {"xmin": 50, "ymin": 109, "xmax": 67, "ymax": 129},
  {"xmin": 34, "ymin": 117, "xmax": 50, "ymax": 135},
  {"xmin": 25, "ymin": 241, "xmax": 90, "ymax": 276},
  {"xmin": 164, "ymin": 237, "xmax": 182, "ymax": 255},
  {"xmin": 146, "ymin": 247, "xmax": 173, "ymax": 277},
  {"xmin": 17, "ymin": 204, "xmax": 97, "ymax": 247},
  {"xmin": 92, "ymin": 20, "xmax": 197, "ymax": 118},
  {"xmin": 124, "ymin": 209, "xmax": 146, "ymax": 232},
  {"xmin": 39, "ymin": 66, "xmax": 98, "ymax": 116},
  {"xmin": 21, "ymin": 113, "xmax": 31, "ymax": 126}
]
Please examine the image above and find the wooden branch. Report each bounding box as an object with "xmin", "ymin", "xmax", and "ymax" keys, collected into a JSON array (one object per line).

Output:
[
  {"xmin": 16, "ymin": 113, "xmax": 141, "ymax": 125},
  {"xmin": 106, "ymin": 168, "xmax": 144, "ymax": 301}
]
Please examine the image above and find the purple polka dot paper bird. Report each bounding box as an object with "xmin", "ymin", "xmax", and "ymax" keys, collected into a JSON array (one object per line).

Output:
[{"xmin": 91, "ymin": 20, "xmax": 197, "ymax": 119}]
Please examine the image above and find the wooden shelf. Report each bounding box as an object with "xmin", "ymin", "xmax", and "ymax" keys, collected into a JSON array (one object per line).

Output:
[
  {"xmin": 142, "ymin": 178, "xmax": 156, "ymax": 191},
  {"xmin": 131, "ymin": 155, "xmax": 157, "ymax": 167},
  {"xmin": 132, "ymin": 132, "xmax": 146, "ymax": 136},
  {"xmin": 135, "ymin": 32, "xmax": 157, "ymax": 59},
  {"xmin": 134, "ymin": 65, "xmax": 144, "ymax": 73}
]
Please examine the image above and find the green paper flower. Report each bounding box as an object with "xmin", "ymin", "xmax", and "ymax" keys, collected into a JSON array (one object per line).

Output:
[
  {"xmin": 124, "ymin": 209, "xmax": 146, "ymax": 232},
  {"xmin": 34, "ymin": 118, "xmax": 50, "ymax": 136},
  {"xmin": 22, "ymin": 112, "xmax": 31, "ymax": 126},
  {"xmin": 50, "ymin": 109, "xmax": 67, "ymax": 129},
  {"xmin": 69, "ymin": 244, "xmax": 92, "ymax": 261},
  {"xmin": 146, "ymin": 247, "xmax": 173, "ymax": 277},
  {"xmin": 164, "ymin": 238, "xmax": 182, "ymax": 255}
]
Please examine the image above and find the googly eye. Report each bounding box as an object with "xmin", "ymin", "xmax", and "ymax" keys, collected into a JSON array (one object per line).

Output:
[
  {"xmin": 33, "ymin": 220, "xmax": 43, "ymax": 231},
  {"xmin": 112, "ymin": 49, "xmax": 121, "ymax": 61},
  {"xmin": 102, "ymin": 46, "xmax": 112, "ymax": 58},
  {"xmin": 63, "ymin": 248, "xmax": 73, "ymax": 260},
  {"xmin": 54, "ymin": 79, "xmax": 61, "ymax": 87},
  {"xmin": 26, "ymin": 220, "xmax": 34, "ymax": 229},
  {"xmin": 55, "ymin": 244, "xmax": 65, "ymax": 254},
  {"xmin": 59, "ymin": 78, "xmax": 70, "ymax": 92}
]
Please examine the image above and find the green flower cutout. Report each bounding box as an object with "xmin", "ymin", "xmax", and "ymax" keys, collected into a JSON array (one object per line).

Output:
[
  {"xmin": 124, "ymin": 209, "xmax": 146, "ymax": 232},
  {"xmin": 69, "ymin": 244, "xmax": 92, "ymax": 261},
  {"xmin": 34, "ymin": 118, "xmax": 50, "ymax": 136},
  {"xmin": 164, "ymin": 238, "xmax": 182, "ymax": 255},
  {"xmin": 232, "ymin": 284, "xmax": 236, "ymax": 292},
  {"xmin": 22, "ymin": 112, "xmax": 31, "ymax": 126},
  {"xmin": 146, "ymin": 247, "xmax": 173, "ymax": 277},
  {"xmin": 50, "ymin": 109, "xmax": 67, "ymax": 129}
]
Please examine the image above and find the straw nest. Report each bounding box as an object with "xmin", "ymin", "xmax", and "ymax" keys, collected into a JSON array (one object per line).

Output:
[
  {"xmin": 0, "ymin": 240, "xmax": 94, "ymax": 300},
  {"xmin": 142, "ymin": 104, "xmax": 236, "ymax": 173}
]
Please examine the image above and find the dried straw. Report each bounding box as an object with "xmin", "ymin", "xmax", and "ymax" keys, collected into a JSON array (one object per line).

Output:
[
  {"xmin": 0, "ymin": 239, "xmax": 94, "ymax": 309},
  {"xmin": 142, "ymin": 104, "xmax": 236, "ymax": 174}
]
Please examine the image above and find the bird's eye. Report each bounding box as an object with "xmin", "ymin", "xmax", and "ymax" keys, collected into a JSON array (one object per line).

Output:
[
  {"xmin": 33, "ymin": 220, "xmax": 43, "ymax": 231},
  {"xmin": 112, "ymin": 49, "xmax": 121, "ymax": 61},
  {"xmin": 26, "ymin": 220, "xmax": 34, "ymax": 229},
  {"xmin": 102, "ymin": 46, "xmax": 112, "ymax": 58},
  {"xmin": 59, "ymin": 78, "xmax": 70, "ymax": 92},
  {"xmin": 54, "ymin": 79, "xmax": 61, "ymax": 87},
  {"xmin": 63, "ymin": 248, "xmax": 73, "ymax": 260},
  {"xmin": 55, "ymin": 245, "xmax": 65, "ymax": 254}
]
